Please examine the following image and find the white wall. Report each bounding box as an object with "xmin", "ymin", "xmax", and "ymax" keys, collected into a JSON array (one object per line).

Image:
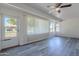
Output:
[{"xmin": 58, "ymin": 19, "xmax": 79, "ymax": 38}]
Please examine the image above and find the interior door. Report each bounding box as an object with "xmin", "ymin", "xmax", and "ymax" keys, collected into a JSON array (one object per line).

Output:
[{"xmin": 1, "ymin": 15, "xmax": 19, "ymax": 49}]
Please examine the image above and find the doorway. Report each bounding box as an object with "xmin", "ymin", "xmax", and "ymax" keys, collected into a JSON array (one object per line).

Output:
[{"xmin": 1, "ymin": 15, "xmax": 19, "ymax": 49}]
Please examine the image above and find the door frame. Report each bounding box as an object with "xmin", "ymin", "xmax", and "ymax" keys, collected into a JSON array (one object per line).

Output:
[{"xmin": 0, "ymin": 13, "xmax": 20, "ymax": 49}]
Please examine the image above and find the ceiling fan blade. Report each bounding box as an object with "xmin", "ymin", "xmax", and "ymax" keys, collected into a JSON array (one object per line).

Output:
[
  {"xmin": 60, "ymin": 4, "xmax": 72, "ymax": 8},
  {"xmin": 55, "ymin": 3, "xmax": 62, "ymax": 8}
]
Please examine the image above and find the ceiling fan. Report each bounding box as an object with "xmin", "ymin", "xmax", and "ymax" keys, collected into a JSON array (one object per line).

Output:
[{"xmin": 48, "ymin": 3, "xmax": 72, "ymax": 13}]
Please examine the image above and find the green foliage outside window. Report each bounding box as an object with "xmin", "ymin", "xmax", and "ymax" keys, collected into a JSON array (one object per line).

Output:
[{"xmin": 7, "ymin": 18, "xmax": 16, "ymax": 25}]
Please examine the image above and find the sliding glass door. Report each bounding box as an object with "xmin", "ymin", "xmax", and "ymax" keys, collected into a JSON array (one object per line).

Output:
[{"xmin": 1, "ymin": 15, "xmax": 19, "ymax": 49}]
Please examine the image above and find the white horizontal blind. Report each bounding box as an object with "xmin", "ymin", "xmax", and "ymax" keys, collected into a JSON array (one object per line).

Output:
[{"xmin": 27, "ymin": 15, "xmax": 49, "ymax": 35}]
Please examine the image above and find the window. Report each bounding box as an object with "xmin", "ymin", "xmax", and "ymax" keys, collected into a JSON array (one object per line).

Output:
[
  {"xmin": 50, "ymin": 21, "xmax": 55, "ymax": 32},
  {"xmin": 56, "ymin": 23, "xmax": 60, "ymax": 32},
  {"xmin": 27, "ymin": 15, "xmax": 49, "ymax": 35},
  {"xmin": 4, "ymin": 16, "xmax": 17, "ymax": 39},
  {"xmin": 50, "ymin": 21, "xmax": 60, "ymax": 32},
  {"xmin": 27, "ymin": 16, "xmax": 35, "ymax": 34}
]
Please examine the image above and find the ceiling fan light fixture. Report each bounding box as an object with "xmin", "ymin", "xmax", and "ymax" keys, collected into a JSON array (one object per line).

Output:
[
  {"xmin": 56, "ymin": 8, "xmax": 60, "ymax": 11},
  {"xmin": 55, "ymin": 8, "xmax": 61, "ymax": 13}
]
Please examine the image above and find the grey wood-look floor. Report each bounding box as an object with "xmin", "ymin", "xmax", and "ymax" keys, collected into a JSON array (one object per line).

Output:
[{"xmin": 0, "ymin": 36, "xmax": 79, "ymax": 56}]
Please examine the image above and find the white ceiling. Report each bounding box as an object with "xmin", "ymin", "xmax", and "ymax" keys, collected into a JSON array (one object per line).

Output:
[
  {"xmin": 24, "ymin": 3, "xmax": 52, "ymax": 15},
  {"xmin": 25, "ymin": 3, "xmax": 79, "ymax": 20}
]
